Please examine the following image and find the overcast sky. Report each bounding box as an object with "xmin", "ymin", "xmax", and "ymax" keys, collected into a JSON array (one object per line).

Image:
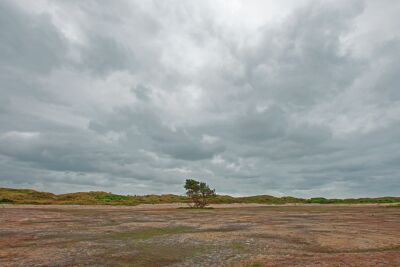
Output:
[{"xmin": 1, "ymin": 0, "xmax": 399, "ymax": 197}]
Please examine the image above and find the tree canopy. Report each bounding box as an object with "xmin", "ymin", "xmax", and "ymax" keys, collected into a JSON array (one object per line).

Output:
[{"xmin": 184, "ymin": 179, "xmax": 216, "ymax": 208}]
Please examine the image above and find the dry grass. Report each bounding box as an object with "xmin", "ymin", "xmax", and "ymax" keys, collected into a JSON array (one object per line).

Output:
[{"xmin": 2, "ymin": 187, "xmax": 399, "ymax": 206}]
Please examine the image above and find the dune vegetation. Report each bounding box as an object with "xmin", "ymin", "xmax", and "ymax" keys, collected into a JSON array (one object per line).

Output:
[{"xmin": 1, "ymin": 187, "xmax": 399, "ymax": 206}]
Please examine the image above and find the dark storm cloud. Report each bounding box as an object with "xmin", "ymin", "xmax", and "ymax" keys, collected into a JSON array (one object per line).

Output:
[
  {"xmin": 0, "ymin": 1, "xmax": 67, "ymax": 75},
  {"xmin": 244, "ymin": 1, "xmax": 364, "ymax": 107},
  {"xmin": 0, "ymin": 0, "xmax": 399, "ymax": 197}
]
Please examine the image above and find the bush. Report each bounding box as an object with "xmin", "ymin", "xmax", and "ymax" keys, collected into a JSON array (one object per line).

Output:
[
  {"xmin": 0, "ymin": 197, "xmax": 14, "ymax": 203},
  {"xmin": 95, "ymin": 194, "xmax": 129, "ymax": 202}
]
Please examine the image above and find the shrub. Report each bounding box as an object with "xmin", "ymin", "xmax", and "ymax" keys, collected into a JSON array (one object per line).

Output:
[
  {"xmin": 0, "ymin": 197, "xmax": 14, "ymax": 203},
  {"xmin": 95, "ymin": 194, "xmax": 129, "ymax": 202},
  {"xmin": 184, "ymin": 179, "xmax": 216, "ymax": 208}
]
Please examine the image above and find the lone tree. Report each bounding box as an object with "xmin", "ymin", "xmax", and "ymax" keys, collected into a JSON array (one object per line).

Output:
[{"xmin": 184, "ymin": 179, "xmax": 216, "ymax": 208}]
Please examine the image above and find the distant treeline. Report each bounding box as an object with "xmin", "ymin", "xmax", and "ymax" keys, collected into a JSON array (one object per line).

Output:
[{"xmin": 0, "ymin": 187, "xmax": 399, "ymax": 205}]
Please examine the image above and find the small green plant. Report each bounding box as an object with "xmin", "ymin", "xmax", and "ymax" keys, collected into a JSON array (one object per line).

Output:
[{"xmin": 248, "ymin": 261, "xmax": 263, "ymax": 267}]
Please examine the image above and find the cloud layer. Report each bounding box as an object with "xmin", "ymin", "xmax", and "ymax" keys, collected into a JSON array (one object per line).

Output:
[{"xmin": 1, "ymin": 0, "xmax": 399, "ymax": 197}]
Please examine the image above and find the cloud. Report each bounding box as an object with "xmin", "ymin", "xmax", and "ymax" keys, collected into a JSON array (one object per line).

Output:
[
  {"xmin": 0, "ymin": 0, "xmax": 399, "ymax": 197},
  {"xmin": 0, "ymin": 1, "xmax": 67, "ymax": 74}
]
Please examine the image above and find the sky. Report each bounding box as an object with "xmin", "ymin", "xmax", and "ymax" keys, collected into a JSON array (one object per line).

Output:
[{"xmin": 0, "ymin": 0, "xmax": 400, "ymax": 198}]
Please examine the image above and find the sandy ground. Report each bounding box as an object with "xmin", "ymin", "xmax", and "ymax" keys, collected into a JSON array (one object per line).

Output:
[{"xmin": 1, "ymin": 204, "xmax": 400, "ymax": 266}]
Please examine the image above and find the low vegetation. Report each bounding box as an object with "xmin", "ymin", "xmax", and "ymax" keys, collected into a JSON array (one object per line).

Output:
[
  {"xmin": 386, "ymin": 204, "xmax": 400, "ymax": 208},
  {"xmin": 306, "ymin": 197, "xmax": 400, "ymax": 204},
  {"xmin": 108, "ymin": 226, "xmax": 197, "ymax": 240},
  {"xmin": 0, "ymin": 197, "xmax": 13, "ymax": 203},
  {"xmin": 1, "ymin": 187, "xmax": 399, "ymax": 205}
]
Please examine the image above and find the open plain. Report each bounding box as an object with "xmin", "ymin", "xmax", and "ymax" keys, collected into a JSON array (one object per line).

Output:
[{"xmin": 1, "ymin": 204, "xmax": 400, "ymax": 266}]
